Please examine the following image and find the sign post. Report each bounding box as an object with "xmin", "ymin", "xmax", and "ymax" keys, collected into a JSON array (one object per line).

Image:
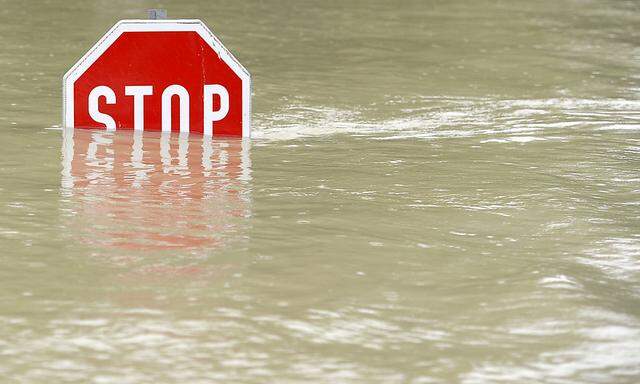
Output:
[{"xmin": 63, "ymin": 19, "xmax": 251, "ymax": 137}]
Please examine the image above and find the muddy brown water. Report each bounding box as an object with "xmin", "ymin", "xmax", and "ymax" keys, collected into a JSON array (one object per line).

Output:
[{"xmin": 1, "ymin": 0, "xmax": 639, "ymax": 382}]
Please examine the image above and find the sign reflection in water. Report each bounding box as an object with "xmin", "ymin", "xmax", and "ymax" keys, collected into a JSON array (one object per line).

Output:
[{"xmin": 60, "ymin": 128, "xmax": 251, "ymax": 267}]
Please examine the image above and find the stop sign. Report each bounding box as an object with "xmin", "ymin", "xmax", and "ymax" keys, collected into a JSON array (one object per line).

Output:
[{"xmin": 63, "ymin": 20, "xmax": 251, "ymax": 137}]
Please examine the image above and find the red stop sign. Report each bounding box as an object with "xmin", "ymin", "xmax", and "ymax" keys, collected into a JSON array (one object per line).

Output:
[{"xmin": 63, "ymin": 20, "xmax": 251, "ymax": 137}]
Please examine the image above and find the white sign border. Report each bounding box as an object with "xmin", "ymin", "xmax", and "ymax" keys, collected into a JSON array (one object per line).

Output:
[{"xmin": 63, "ymin": 19, "xmax": 251, "ymax": 137}]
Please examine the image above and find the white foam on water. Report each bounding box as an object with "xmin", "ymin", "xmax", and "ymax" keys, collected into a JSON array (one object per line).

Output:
[
  {"xmin": 463, "ymin": 307, "xmax": 640, "ymax": 384},
  {"xmin": 580, "ymin": 237, "xmax": 640, "ymax": 282},
  {"xmin": 252, "ymin": 97, "xmax": 640, "ymax": 141}
]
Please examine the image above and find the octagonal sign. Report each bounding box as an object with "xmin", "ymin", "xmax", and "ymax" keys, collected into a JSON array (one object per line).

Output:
[{"xmin": 63, "ymin": 20, "xmax": 251, "ymax": 137}]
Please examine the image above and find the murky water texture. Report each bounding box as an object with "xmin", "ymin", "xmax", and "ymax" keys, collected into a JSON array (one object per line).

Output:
[{"xmin": 1, "ymin": 0, "xmax": 639, "ymax": 383}]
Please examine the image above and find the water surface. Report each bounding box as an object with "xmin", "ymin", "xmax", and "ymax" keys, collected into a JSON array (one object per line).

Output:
[{"xmin": 1, "ymin": 0, "xmax": 640, "ymax": 383}]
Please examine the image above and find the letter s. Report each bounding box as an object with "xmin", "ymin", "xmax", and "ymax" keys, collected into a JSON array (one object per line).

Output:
[{"xmin": 88, "ymin": 86, "xmax": 116, "ymax": 130}]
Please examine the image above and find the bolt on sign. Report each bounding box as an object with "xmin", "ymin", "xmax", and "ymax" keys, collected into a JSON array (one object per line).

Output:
[{"xmin": 63, "ymin": 20, "xmax": 251, "ymax": 137}]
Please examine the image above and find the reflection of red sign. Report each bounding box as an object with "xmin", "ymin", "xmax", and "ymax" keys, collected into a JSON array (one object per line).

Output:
[
  {"xmin": 61, "ymin": 128, "xmax": 251, "ymax": 253},
  {"xmin": 63, "ymin": 20, "xmax": 251, "ymax": 137}
]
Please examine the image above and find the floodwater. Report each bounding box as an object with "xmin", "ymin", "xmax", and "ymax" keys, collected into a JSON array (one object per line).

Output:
[{"xmin": 1, "ymin": 0, "xmax": 640, "ymax": 382}]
